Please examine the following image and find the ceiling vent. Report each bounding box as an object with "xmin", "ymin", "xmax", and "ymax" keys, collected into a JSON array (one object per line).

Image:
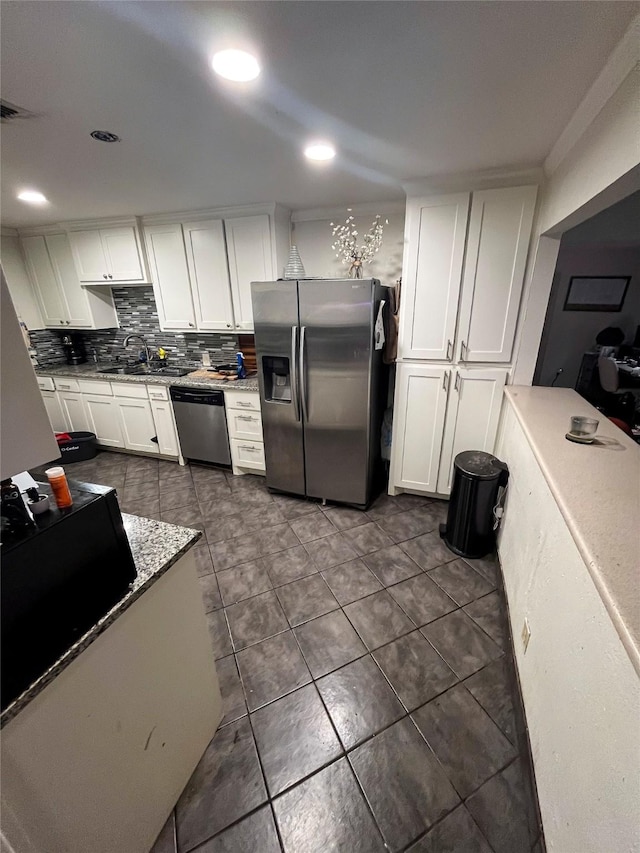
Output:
[{"xmin": 0, "ymin": 99, "xmax": 33, "ymax": 122}]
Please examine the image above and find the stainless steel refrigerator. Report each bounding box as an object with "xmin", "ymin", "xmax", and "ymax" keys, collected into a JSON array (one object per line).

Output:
[{"xmin": 251, "ymin": 278, "xmax": 386, "ymax": 508}]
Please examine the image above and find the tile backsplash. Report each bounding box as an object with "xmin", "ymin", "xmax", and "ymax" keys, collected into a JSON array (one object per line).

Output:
[{"xmin": 31, "ymin": 287, "xmax": 240, "ymax": 367}]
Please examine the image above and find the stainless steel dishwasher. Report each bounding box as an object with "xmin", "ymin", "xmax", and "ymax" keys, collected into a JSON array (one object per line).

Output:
[{"xmin": 169, "ymin": 388, "xmax": 231, "ymax": 466}]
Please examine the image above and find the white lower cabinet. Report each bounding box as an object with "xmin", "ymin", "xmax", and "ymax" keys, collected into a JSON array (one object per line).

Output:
[
  {"xmin": 117, "ymin": 399, "xmax": 159, "ymax": 454},
  {"xmin": 436, "ymin": 368, "xmax": 507, "ymax": 495},
  {"xmin": 390, "ymin": 363, "xmax": 507, "ymax": 497},
  {"xmin": 84, "ymin": 396, "xmax": 124, "ymax": 448},
  {"xmin": 150, "ymin": 399, "xmax": 180, "ymax": 457},
  {"xmin": 41, "ymin": 392, "xmax": 68, "ymax": 433},
  {"xmin": 225, "ymin": 391, "xmax": 265, "ymax": 475},
  {"xmin": 390, "ymin": 364, "xmax": 449, "ymax": 494},
  {"xmin": 58, "ymin": 391, "xmax": 90, "ymax": 433}
]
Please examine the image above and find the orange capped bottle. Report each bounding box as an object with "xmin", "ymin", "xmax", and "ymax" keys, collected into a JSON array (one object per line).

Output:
[{"xmin": 45, "ymin": 466, "xmax": 73, "ymax": 509}]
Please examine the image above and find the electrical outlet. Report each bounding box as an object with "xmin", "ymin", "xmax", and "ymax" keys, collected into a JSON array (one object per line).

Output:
[
  {"xmin": 202, "ymin": 351, "xmax": 211, "ymax": 367},
  {"xmin": 521, "ymin": 618, "xmax": 531, "ymax": 653}
]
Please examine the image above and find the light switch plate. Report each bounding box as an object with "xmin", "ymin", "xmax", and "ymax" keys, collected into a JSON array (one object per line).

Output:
[
  {"xmin": 521, "ymin": 617, "xmax": 531, "ymax": 653},
  {"xmin": 202, "ymin": 351, "xmax": 211, "ymax": 367}
]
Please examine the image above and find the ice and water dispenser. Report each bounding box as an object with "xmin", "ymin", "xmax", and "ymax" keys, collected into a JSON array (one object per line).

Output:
[{"xmin": 262, "ymin": 356, "xmax": 292, "ymax": 403}]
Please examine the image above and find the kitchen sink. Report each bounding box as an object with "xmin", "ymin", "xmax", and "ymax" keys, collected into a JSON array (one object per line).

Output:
[
  {"xmin": 100, "ymin": 365, "xmax": 192, "ymax": 377},
  {"xmin": 101, "ymin": 366, "xmax": 147, "ymax": 375}
]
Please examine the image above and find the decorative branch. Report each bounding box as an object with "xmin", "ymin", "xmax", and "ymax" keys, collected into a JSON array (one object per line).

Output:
[{"xmin": 330, "ymin": 211, "xmax": 388, "ymax": 278}]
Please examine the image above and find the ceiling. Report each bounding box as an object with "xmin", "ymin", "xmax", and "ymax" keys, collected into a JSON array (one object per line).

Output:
[{"xmin": 1, "ymin": 1, "xmax": 636, "ymax": 227}]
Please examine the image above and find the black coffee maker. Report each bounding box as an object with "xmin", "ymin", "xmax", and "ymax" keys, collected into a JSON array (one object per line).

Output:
[{"xmin": 61, "ymin": 333, "xmax": 87, "ymax": 365}]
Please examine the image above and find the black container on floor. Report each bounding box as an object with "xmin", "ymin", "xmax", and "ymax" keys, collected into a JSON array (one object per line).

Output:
[
  {"xmin": 57, "ymin": 431, "xmax": 98, "ymax": 463},
  {"xmin": 440, "ymin": 450, "xmax": 508, "ymax": 559}
]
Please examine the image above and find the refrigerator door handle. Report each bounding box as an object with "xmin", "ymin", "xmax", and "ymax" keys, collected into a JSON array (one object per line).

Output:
[
  {"xmin": 299, "ymin": 325, "xmax": 309, "ymax": 421},
  {"xmin": 291, "ymin": 325, "xmax": 300, "ymax": 422}
]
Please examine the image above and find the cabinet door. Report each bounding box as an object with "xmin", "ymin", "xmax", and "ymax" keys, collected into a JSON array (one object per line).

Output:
[
  {"xmin": 457, "ymin": 185, "xmax": 537, "ymax": 363},
  {"xmin": 21, "ymin": 236, "xmax": 68, "ymax": 327},
  {"xmin": 84, "ymin": 396, "xmax": 124, "ymax": 447},
  {"xmin": 398, "ymin": 194, "xmax": 470, "ymax": 361},
  {"xmin": 58, "ymin": 391, "xmax": 90, "ymax": 432},
  {"xmin": 225, "ymin": 214, "xmax": 272, "ymax": 331},
  {"xmin": 144, "ymin": 224, "xmax": 197, "ymax": 331},
  {"xmin": 150, "ymin": 399, "xmax": 180, "ymax": 457},
  {"xmin": 42, "ymin": 391, "xmax": 68, "ymax": 433},
  {"xmin": 390, "ymin": 363, "xmax": 449, "ymax": 493},
  {"xmin": 100, "ymin": 227, "xmax": 145, "ymax": 282},
  {"xmin": 436, "ymin": 368, "xmax": 507, "ymax": 495},
  {"xmin": 118, "ymin": 399, "xmax": 159, "ymax": 454},
  {"xmin": 183, "ymin": 220, "xmax": 235, "ymax": 331},
  {"xmin": 68, "ymin": 230, "xmax": 108, "ymax": 282},
  {"xmin": 46, "ymin": 234, "xmax": 93, "ymax": 328}
]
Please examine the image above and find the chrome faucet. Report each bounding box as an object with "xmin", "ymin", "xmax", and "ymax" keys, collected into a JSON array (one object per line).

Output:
[{"xmin": 123, "ymin": 334, "xmax": 151, "ymax": 365}]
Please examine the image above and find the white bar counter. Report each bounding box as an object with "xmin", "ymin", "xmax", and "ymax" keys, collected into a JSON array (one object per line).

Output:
[{"xmin": 496, "ymin": 385, "xmax": 640, "ymax": 853}]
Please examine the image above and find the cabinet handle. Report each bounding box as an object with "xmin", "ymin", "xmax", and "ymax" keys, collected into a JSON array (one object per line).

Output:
[
  {"xmin": 460, "ymin": 340, "xmax": 467, "ymax": 361},
  {"xmin": 237, "ymin": 415, "xmax": 255, "ymax": 422},
  {"xmin": 238, "ymin": 445, "xmax": 260, "ymax": 452},
  {"xmin": 446, "ymin": 339, "xmax": 452, "ymax": 360},
  {"xmin": 227, "ymin": 324, "xmax": 232, "ymax": 328},
  {"xmin": 236, "ymin": 401, "xmax": 252, "ymax": 408},
  {"xmin": 188, "ymin": 322, "xmax": 194, "ymax": 328},
  {"xmin": 108, "ymin": 274, "xmax": 113, "ymax": 279},
  {"xmin": 59, "ymin": 320, "xmax": 64, "ymax": 324},
  {"xmin": 455, "ymin": 372, "xmax": 461, "ymax": 392},
  {"xmin": 103, "ymin": 274, "xmax": 108, "ymax": 280},
  {"xmin": 66, "ymin": 320, "xmax": 71, "ymax": 324},
  {"xmin": 151, "ymin": 436, "xmax": 159, "ymax": 444}
]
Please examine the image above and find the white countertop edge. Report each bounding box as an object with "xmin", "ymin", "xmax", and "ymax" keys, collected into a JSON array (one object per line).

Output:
[{"xmin": 504, "ymin": 386, "xmax": 640, "ymax": 677}]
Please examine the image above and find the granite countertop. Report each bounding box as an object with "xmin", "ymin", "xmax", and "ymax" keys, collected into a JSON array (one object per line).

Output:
[
  {"xmin": 1, "ymin": 514, "xmax": 201, "ymax": 729},
  {"xmin": 504, "ymin": 385, "xmax": 640, "ymax": 674},
  {"xmin": 35, "ymin": 362, "xmax": 259, "ymax": 392}
]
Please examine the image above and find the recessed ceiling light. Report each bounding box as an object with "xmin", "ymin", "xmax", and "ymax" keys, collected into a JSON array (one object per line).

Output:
[
  {"xmin": 90, "ymin": 130, "xmax": 120, "ymax": 143},
  {"xmin": 304, "ymin": 142, "xmax": 336, "ymax": 161},
  {"xmin": 17, "ymin": 190, "xmax": 48, "ymax": 205},
  {"xmin": 212, "ymin": 49, "xmax": 260, "ymax": 82}
]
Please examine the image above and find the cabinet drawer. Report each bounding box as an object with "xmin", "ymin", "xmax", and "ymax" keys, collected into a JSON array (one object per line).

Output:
[
  {"xmin": 147, "ymin": 384, "xmax": 169, "ymax": 401},
  {"xmin": 112, "ymin": 382, "xmax": 149, "ymax": 400},
  {"xmin": 225, "ymin": 390, "xmax": 260, "ymax": 412},
  {"xmin": 54, "ymin": 377, "xmax": 80, "ymax": 393},
  {"xmin": 37, "ymin": 376, "xmax": 55, "ymax": 392},
  {"xmin": 230, "ymin": 438, "xmax": 265, "ymax": 471},
  {"xmin": 78, "ymin": 379, "xmax": 113, "ymax": 396},
  {"xmin": 227, "ymin": 409, "xmax": 263, "ymax": 441}
]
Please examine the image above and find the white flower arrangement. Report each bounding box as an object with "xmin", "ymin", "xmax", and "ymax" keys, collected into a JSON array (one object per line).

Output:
[{"xmin": 330, "ymin": 211, "xmax": 388, "ymax": 278}]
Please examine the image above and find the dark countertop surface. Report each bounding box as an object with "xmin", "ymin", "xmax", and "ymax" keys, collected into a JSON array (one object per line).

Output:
[
  {"xmin": 1, "ymin": 513, "xmax": 202, "ymax": 729},
  {"xmin": 35, "ymin": 362, "xmax": 259, "ymax": 393}
]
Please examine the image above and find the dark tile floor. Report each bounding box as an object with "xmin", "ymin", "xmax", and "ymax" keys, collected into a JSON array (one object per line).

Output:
[{"xmin": 31, "ymin": 451, "xmax": 544, "ymax": 853}]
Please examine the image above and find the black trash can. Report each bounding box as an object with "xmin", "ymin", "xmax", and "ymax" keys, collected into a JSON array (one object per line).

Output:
[{"xmin": 439, "ymin": 450, "xmax": 508, "ymax": 559}]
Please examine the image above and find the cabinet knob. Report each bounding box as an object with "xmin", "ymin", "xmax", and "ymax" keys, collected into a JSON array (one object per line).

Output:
[
  {"xmin": 227, "ymin": 324, "xmax": 232, "ymax": 328},
  {"xmin": 66, "ymin": 320, "xmax": 71, "ymax": 325},
  {"xmin": 108, "ymin": 274, "xmax": 113, "ymax": 279},
  {"xmin": 59, "ymin": 320, "xmax": 64, "ymax": 324},
  {"xmin": 189, "ymin": 322, "xmax": 194, "ymax": 328},
  {"xmin": 103, "ymin": 274, "xmax": 108, "ymax": 279}
]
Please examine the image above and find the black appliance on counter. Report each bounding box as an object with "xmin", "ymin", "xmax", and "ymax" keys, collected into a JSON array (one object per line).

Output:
[
  {"xmin": 1, "ymin": 481, "xmax": 136, "ymax": 712},
  {"xmin": 61, "ymin": 332, "xmax": 87, "ymax": 365}
]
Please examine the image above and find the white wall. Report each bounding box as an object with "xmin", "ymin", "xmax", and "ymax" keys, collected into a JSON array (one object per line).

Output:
[
  {"xmin": 513, "ymin": 29, "xmax": 640, "ymax": 385},
  {"xmin": 496, "ymin": 401, "xmax": 640, "ymax": 853},
  {"xmin": 534, "ymin": 243, "xmax": 640, "ymax": 387},
  {"xmin": 291, "ymin": 203, "xmax": 405, "ymax": 285}
]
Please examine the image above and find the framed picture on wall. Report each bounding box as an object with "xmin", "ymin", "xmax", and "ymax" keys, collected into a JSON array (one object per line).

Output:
[{"xmin": 563, "ymin": 276, "xmax": 631, "ymax": 312}]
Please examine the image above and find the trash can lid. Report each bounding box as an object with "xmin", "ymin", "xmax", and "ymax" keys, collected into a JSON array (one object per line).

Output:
[{"xmin": 454, "ymin": 450, "xmax": 507, "ymax": 480}]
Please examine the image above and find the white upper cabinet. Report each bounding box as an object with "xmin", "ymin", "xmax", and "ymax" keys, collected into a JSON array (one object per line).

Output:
[
  {"xmin": 0, "ymin": 235, "xmax": 45, "ymax": 330},
  {"xmin": 456, "ymin": 185, "xmax": 537, "ymax": 363},
  {"xmin": 21, "ymin": 235, "xmax": 67, "ymax": 327},
  {"xmin": 390, "ymin": 363, "xmax": 449, "ymax": 493},
  {"xmin": 183, "ymin": 219, "xmax": 235, "ymax": 331},
  {"xmin": 21, "ymin": 233, "xmax": 117, "ymax": 330},
  {"xmin": 399, "ymin": 193, "xmax": 470, "ymax": 361},
  {"xmin": 225, "ymin": 214, "xmax": 273, "ymax": 330},
  {"xmin": 436, "ymin": 368, "xmax": 507, "ymax": 495},
  {"xmin": 69, "ymin": 225, "xmax": 146, "ymax": 283},
  {"xmin": 144, "ymin": 224, "xmax": 197, "ymax": 331}
]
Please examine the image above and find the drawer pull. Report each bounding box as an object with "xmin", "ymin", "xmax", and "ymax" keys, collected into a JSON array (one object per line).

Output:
[
  {"xmin": 237, "ymin": 415, "xmax": 256, "ymax": 422},
  {"xmin": 236, "ymin": 401, "xmax": 252, "ymax": 408},
  {"xmin": 238, "ymin": 445, "xmax": 260, "ymax": 452}
]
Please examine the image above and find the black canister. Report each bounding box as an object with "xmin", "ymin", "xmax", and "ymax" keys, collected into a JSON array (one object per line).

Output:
[{"xmin": 439, "ymin": 451, "xmax": 508, "ymax": 559}]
